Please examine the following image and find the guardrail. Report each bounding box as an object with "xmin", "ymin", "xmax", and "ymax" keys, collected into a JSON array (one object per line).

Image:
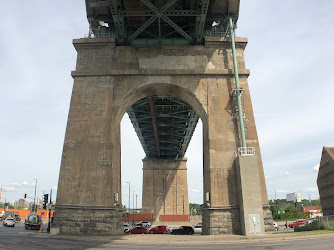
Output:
[
  {"xmin": 84, "ymin": 33, "xmax": 115, "ymax": 38},
  {"xmin": 238, "ymin": 147, "xmax": 255, "ymax": 156}
]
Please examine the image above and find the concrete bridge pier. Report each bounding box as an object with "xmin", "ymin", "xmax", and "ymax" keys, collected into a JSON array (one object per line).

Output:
[{"xmin": 142, "ymin": 158, "xmax": 189, "ymax": 222}]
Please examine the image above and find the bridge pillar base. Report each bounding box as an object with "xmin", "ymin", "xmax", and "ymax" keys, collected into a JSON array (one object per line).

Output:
[
  {"xmin": 235, "ymin": 155, "xmax": 266, "ymax": 235},
  {"xmin": 52, "ymin": 207, "xmax": 123, "ymax": 235},
  {"xmin": 142, "ymin": 157, "xmax": 189, "ymax": 222},
  {"xmin": 202, "ymin": 207, "xmax": 241, "ymax": 235}
]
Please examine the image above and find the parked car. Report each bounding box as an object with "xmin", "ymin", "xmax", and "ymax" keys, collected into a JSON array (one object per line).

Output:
[
  {"xmin": 136, "ymin": 221, "xmax": 151, "ymax": 229},
  {"xmin": 193, "ymin": 224, "xmax": 202, "ymax": 234},
  {"xmin": 289, "ymin": 219, "xmax": 307, "ymax": 228},
  {"xmin": 294, "ymin": 219, "xmax": 308, "ymax": 228},
  {"xmin": 149, "ymin": 225, "xmax": 169, "ymax": 234},
  {"xmin": 3, "ymin": 217, "xmax": 15, "ymax": 227},
  {"xmin": 171, "ymin": 226, "xmax": 194, "ymax": 235},
  {"xmin": 0, "ymin": 211, "xmax": 14, "ymax": 221},
  {"xmin": 273, "ymin": 221, "xmax": 279, "ymax": 231},
  {"xmin": 127, "ymin": 226, "xmax": 149, "ymax": 234},
  {"xmin": 124, "ymin": 223, "xmax": 132, "ymax": 233}
]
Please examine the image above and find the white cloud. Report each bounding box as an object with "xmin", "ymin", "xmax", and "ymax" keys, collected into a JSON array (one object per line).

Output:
[
  {"xmin": 3, "ymin": 186, "xmax": 15, "ymax": 191},
  {"xmin": 279, "ymin": 171, "xmax": 289, "ymax": 177},
  {"xmin": 305, "ymin": 187, "xmax": 318, "ymax": 192},
  {"xmin": 313, "ymin": 164, "xmax": 320, "ymax": 172},
  {"xmin": 276, "ymin": 189, "xmax": 289, "ymax": 193}
]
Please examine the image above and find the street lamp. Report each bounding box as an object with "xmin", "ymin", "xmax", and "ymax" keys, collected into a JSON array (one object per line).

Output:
[
  {"xmin": 133, "ymin": 191, "xmax": 135, "ymax": 225},
  {"xmin": 126, "ymin": 182, "xmax": 130, "ymax": 224},
  {"xmin": 34, "ymin": 179, "xmax": 37, "ymax": 212}
]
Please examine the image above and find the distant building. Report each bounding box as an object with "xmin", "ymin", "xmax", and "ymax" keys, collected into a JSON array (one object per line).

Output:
[
  {"xmin": 301, "ymin": 206, "xmax": 322, "ymax": 218},
  {"xmin": 16, "ymin": 199, "xmax": 29, "ymax": 208},
  {"xmin": 36, "ymin": 197, "xmax": 42, "ymax": 206},
  {"xmin": 286, "ymin": 193, "xmax": 301, "ymax": 203},
  {"xmin": 317, "ymin": 146, "xmax": 334, "ymax": 216}
]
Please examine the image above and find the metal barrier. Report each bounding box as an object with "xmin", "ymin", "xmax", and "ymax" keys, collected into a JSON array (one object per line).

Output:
[
  {"xmin": 238, "ymin": 147, "xmax": 255, "ymax": 156},
  {"xmin": 84, "ymin": 33, "xmax": 115, "ymax": 38}
]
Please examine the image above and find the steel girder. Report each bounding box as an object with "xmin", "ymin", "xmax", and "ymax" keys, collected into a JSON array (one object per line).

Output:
[
  {"xmin": 85, "ymin": 0, "xmax": 240, "ymax": 45},
  {"xmin": 127, "ymin": 95, "xmax": 199, "ymax": 159}
]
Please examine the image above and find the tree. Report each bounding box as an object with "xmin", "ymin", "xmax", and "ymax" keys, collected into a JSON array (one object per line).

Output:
[
  {"xmin": 189, "ymin": 203, "xmax": 201, "ymax": 216},
  {"xmin": 281, "ymin": 204, "xmax": 301, "ymax": 220}
]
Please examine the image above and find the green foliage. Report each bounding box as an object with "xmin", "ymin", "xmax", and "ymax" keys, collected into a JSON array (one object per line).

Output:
[
  {"xmin": 189, "ymin": 203, "xmax": 201, "ymax": 215},
  {"xmin": 269, "ymin": 199, "xmax": 321, "ymax": 220},
  {"xmin": 280, "ymin": 204, "xmax": 302, "ymax": 220}
]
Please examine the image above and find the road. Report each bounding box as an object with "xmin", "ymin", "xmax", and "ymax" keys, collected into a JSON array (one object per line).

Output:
[{"xmin": 1, "ymin": 221, "xmax": 334, "ymax": 249}]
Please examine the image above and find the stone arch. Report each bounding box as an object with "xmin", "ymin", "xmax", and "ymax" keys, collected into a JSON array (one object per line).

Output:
[
  {"xmin": 115, "ymin": 82, "xmax": 208, "ymax": 128},
  {"xmin": 115, "ymin": 82, "xmax": 210, "ymax": 222}
]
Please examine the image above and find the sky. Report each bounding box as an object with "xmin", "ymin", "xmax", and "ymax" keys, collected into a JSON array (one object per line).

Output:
[{"xmin": 1, "ymin": 1, "xmax": 333, "ymax": 208}]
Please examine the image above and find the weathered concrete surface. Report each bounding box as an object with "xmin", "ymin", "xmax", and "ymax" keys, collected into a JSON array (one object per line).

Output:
[
  {"xmin": 317, "ymin": 146, "xmax": 334, "ymax": 216},
  {"xmin": 54, "ymin": 36, "xmax": 272, "ymax": 234},
  {"xmin": 235, "ymin": 156, "xmax": 265, "ymax": 235},
  {"xmin": 142, "ymin": 158, "xmax": 189, "ymax": 221},
  {"xmin": 52, "ymin": 208, "xmax": 123, "ymax": 235}
]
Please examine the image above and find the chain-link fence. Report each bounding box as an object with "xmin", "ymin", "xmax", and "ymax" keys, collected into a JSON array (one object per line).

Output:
[
  {"xmin": 294, "ymin": 216, "xmax": 334, "ymax": 232},
  {"xmin": 319, "ymin": 215, "xmax": 334, "ymax": 230}
]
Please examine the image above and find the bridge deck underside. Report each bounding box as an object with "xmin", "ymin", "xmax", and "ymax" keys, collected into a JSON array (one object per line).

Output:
[
  {"xmin": 127, "ymin": 95, "xmax": 199, "ymax": 159},
  {"xmin": 86, "ymin": 0, "xmax": 240, "ymax": 45}
]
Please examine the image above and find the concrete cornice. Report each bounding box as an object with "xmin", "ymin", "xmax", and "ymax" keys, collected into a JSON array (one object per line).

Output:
[{"xmin": 71, "ymin": 69, "xmax": 250, "ymax": 78}]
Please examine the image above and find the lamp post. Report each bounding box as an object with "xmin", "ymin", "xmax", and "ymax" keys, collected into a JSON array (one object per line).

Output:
[
  {"xmin": 34, "ymin": 179, "xmax": 37, "ymax": 212},
  {"xmin": 126, "ymin": 182, "xmax": 130, "ymax": 224},
  {"xmin": 133, "ymin": 191, "xmax": 135, "ymax": 225},
  {"xmin": 274, "ymin": 188, "xmax": 278, "ymax": 219}
]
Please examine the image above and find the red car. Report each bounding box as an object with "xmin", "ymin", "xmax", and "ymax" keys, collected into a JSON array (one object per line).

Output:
[
  {"xmin": 148, "ymin": 225, "xmax": 169, "ymax": 234},
  {"xmin": 289, "ymin": 219, "xmax": 307, "ymax": 228},
  {"xmin": 127, "ymin": 226, "xmax": 149, "ymax": 234}
]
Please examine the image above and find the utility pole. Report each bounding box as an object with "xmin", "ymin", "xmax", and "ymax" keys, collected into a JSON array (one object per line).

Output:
[{"xmin": 34, "ymin": 179, "xmax": 37, "ymax": 212}]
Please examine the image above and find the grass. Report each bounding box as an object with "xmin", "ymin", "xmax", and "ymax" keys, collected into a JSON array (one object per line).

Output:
[{"xmin": 275, "ymin": 230, "xmax": 334, "ymax": 237}]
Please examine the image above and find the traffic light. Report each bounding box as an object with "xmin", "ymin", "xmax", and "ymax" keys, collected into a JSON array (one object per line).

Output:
[
  {"xmin": 43, "ymin": 194, "xmax": 49, "ymax": 209},
  {"xmin": 24, "ymin": 193, "xmax": 27, "ymax": 199}
]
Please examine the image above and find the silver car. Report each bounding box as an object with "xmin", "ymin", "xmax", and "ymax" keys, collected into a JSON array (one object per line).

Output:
[
  {"xmin": 3, "ymin": 217, "xmax": 15, "ymax": 227},
  {"xmin": 136, "ymin": 221, "xmax": 151, "ymax": 229},
  {"xmin": 123, "ymin": 223, "xmax": 132, "ymax": 232}
]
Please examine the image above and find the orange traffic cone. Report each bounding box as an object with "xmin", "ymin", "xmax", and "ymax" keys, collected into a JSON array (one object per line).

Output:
[{"xmin": 40, "ymin": 226, "xmax": 43, "ymax": 232}]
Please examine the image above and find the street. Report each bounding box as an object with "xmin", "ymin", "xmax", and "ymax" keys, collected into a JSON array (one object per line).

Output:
[{"xmin": 1, "ymin": 221, "xmax": 334, "ymax": 249}]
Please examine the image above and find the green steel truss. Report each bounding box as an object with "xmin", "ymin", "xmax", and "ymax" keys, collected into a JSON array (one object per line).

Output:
[
  {"xmin": 86, "ymin": 0, "xmax": 240, "ymax": 45},
  {"xmin": 127, "ymin": 95, "xmax": 199, "ymax": 159}
]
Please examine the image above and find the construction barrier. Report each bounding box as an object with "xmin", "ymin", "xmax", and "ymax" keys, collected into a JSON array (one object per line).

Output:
[
  {"xmin": 160, "ymin": 215, "xmax": 190, "ymax": 222},
  {"xmin": 123, "ymin": 213, "xmax": 153, "ymax": 222},
  {"xmin": 2, "ymin": 209, "xmax": 54, "ymax": 219}
]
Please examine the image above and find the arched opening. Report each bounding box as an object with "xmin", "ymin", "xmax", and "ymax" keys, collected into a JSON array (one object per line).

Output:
[{"xmin": 117, "ymin": 83, "xmax": 208, "ymax": 227}]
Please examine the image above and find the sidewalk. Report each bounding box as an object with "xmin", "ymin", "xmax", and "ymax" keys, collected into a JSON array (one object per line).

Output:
[{"xmin": 39, "ymin": 229, "xmax": 334, "ymax": 245}]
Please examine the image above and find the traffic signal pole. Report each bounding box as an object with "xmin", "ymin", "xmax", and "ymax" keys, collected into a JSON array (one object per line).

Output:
[{"xmin": 47, "ymin": 189, "xmax": 52, "ymax": 233}]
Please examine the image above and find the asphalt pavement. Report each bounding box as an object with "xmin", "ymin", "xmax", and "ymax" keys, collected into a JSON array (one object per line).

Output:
[{"xmin": 1, "ymin": 220, "xmax": 334, "ymax": 250}]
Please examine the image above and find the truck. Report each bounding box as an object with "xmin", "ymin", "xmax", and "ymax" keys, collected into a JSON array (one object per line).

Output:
[
  {"xmin": 24, "ymin": 213, "xmax": 42, "ymax": 230},
  {"xmin": 0, "ymin": 211, "xmax": 14, "ymax": 221}
]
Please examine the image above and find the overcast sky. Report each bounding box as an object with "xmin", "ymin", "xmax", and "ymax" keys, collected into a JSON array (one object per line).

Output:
[{"xmin": 1, "ymin": 1, "xmax": 333, "ymax": 208}]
